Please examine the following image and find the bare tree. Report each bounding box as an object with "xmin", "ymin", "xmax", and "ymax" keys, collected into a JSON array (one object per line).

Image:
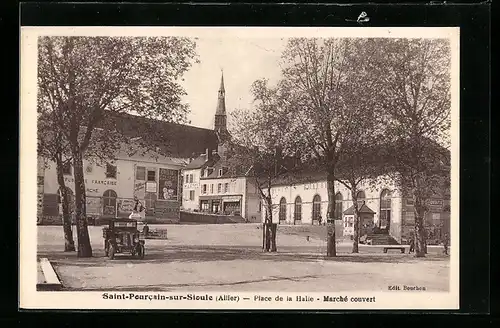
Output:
[
  {"xmin": 37, "ymin": 114, "xmax": 75, "ymax": 251},
  {"xmin": 278, "ymin": 38, "xmax": 383, "ymax": 257},
  {"xmin": 374, "ymin": 38, "xmax": 452, "ymax": 257},
  {"xmin": 37, "ymin": 36, "xmax": 198, "ymax": 257},
  {"xmin": 229, "ymin": 79, "xmax": 299, "ymax": 252}
]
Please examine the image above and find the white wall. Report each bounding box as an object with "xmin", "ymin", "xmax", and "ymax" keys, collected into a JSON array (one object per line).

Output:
[
  {"xmin": 263, "ymin": 176, "xmax": 403, "ymax": 229},
  {"xmin": 182, "ymin": 168, "xmax": 201, "ymax": 210},
  {"xmin": 42, "ymin": 157, "xmax": 182, "ymax": 200}
]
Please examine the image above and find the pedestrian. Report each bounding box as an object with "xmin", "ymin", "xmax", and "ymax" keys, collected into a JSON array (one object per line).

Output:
[
  {"xmin": 142, "ymin": 221, "xmax": 149, "ymax": 237},
  {"xmin": 443, "ymin": 233, "xmax": 449, "ymax": 255},
  {"xmin": 318, "ymin": 215, "xmax": 322, "ymax": 226},
  {"xmin": 409, "ymin": 235, "xmax": 415, "ymax": 254}
]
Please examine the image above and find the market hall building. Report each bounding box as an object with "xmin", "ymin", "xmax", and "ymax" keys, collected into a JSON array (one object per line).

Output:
[
  {"xmin": 261, "ymin": 170, "xmax": 450, "ymax": 245},
  {"xmin": 37, "ymin": 111, "xmax": 219, "ymax": 225}
]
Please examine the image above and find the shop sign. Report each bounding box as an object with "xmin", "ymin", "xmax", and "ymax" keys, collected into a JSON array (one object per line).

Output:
[
  {"xmin": 64, "ymin": 177, "xmax": 117, "ymax": 186},
  {"xmin": 222, "ymin": 196, "xmax": 241, "ymax": 202}
]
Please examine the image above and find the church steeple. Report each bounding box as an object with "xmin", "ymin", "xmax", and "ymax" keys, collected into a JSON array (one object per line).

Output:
[
  {"xmin": 215, "ymin": 71, "xmax": 226, "ymax": 115},
  {"xmin": 214, "ymin": 70, "xmax": 229, "ymax": 142}
]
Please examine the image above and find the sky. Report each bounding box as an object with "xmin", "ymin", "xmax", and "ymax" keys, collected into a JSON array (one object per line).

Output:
[{"xmin": 180, "ymin": 37, "xmax": 287, "ymax": 129}]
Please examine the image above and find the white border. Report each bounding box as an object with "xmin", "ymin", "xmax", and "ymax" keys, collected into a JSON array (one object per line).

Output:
[{"xmin": 20, "ymin": 26, "xmax": 460, "ymax": 310}]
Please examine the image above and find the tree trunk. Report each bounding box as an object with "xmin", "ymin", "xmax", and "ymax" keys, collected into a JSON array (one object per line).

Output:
[
  {"xmin": 266, "ymin": 197, "xmax": 277, "ymax": 252},
  {"xmin": 352, "ymin": 196, "xmax": 360, "ymax": 253},
  {"xmin": 413, "ymin": 195, "xmax": 426, "ymax": 258},
  {"xmin": 326, "ymin": 172, "xmax": 337, "ymax": 257},
  {"xmin": 55, "ymin": 157, "xmax": 75, "ymax": 252},
  {"xmin": 270, "ymin": 223, "xmax": 277, "ymax": 252},
  {"xmin": 72, "ymin": 149, "xmax": 92, "ymax": 257}
]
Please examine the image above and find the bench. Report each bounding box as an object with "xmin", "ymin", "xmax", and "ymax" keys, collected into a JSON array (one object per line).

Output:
[{"xmin": 383, "ymin": 246, "xmax": 405, "ymax": 253}]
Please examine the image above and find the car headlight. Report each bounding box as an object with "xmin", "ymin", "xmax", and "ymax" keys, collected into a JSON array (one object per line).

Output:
[{"xmin": 134, "ymin": 238, "xmax": 139, "ymax": 243}]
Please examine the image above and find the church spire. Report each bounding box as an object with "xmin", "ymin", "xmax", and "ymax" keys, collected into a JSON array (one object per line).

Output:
[
  {"xmin": 216, "ymin": 70, "xmax": 226, "ymax": 115},
  {"xmin": 214, "ymin": 70, "xmax": 229, "ymax": 143}
]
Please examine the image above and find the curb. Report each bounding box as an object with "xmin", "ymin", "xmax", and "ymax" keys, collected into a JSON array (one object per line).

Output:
[{"xmin": 37, "ymin": 258, "xmax": 63, "ymax": 291}]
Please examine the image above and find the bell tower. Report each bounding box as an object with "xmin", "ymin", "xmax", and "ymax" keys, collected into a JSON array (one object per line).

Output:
[{"xmin": 214, "ymin": 71, "xmax": 230, "ymax": 143}]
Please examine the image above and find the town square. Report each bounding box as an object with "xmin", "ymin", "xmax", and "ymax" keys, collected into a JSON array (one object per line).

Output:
[{"xmin": 19, "ymin": 27, "xmax": 458, "ymax": 308}]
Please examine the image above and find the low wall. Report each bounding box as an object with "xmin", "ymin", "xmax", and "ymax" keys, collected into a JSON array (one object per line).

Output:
[{"xmin": 180, "ymin": 211, "xmax": 246, "ymax": 224}]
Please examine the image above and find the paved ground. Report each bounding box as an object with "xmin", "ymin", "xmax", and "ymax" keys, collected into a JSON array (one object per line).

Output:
[{"xmin": 37, "ymin": 224, "xmax": 450, "ymax": 292}]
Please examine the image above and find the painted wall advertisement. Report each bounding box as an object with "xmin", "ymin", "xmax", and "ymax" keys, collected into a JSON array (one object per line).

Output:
[{"xmin": 159, "ymin": 168, "xmax": 179, "ymax": 200}]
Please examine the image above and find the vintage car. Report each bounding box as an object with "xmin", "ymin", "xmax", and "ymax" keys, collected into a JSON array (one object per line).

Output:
[{"xmin": 102, "ymin": 218, "xmax": 145, "ymax": 260}]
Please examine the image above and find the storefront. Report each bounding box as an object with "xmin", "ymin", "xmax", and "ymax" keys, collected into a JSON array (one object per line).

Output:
[{"xmin": 199, "ymin": 195, "xmax": 243, "ymax": 215}]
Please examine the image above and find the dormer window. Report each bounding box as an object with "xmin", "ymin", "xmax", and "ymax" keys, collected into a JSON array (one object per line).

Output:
[
  {"xmin": 218, "ymin": 169, "xmax": 223, "ymax": 177},
  {"xmin": 207, "ymin": 167, "xmax": 214, "ymax": 176}
]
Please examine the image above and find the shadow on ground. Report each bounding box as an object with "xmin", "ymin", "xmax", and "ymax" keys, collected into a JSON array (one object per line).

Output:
[{"xmin": 39, "ymin": 244, "xmax": 449, "ymax": 268}]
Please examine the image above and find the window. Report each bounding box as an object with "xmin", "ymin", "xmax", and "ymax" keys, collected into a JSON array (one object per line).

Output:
[
  {"xmin": 312, "ymin": 194, "xmax": 321, "ymax": 221},
  {"xmin": 147, "ymin": 169, "xmax": 156, "ymax": 182},
  {"xmin": 379, "ymin": 189, "xmax": 392, "ymax": 229},
  {"xmin": 201, "ymin": 170, "xmax": 205, "ymax": 178},
  {"xmin": 136, "ymin": 166, "xmax": 146, "ymax": 180},
  {"xmin": 189, "ymin": 174, "xmax": 194, "ymax": 183},
  {"xmin": 184, "ymin": 174, "xmax": 188, "ymax": 184},
  {"xmin": 102, "ymin": 189, "xmax": 117, "ymax": 216},
  {"xmin": 210, "ymin": 184, "xmax": 214, "ymax": 194},
  {"xmin": 62, "ymin": 162, "xmax": 72, "ymax": 175},
  {"xmin": 218, "ymin": 169, "xmax": 223, "ymax": 177},
  {"xmin": 294, "ymin": 196, "xmax": 302, "ymax": 222},
  {"xmin": 201, "ymin": 201, "xmax": 209, "ymax": 211},
  {"xmin": 217, "ymin": 183, "xmax": 222, "ymax": 193},
  {"xmin": 404, "ymin": 211, "xmax": 415, "ymax": 224},
  {"xmin": 406, "ymin": 198, "xmax": 415, "ymax": 206},
  {"xmin": 207, "ymin": 167, "xmax": 214, "ymax": 176},
  {"xmin": 224, "ymin": 183, "xmax": 229, "ymax": 193},
  {"xmin": 356, "ymin": 190, "xmax": 366, "ymax": 207},
  {"xmin": 189, "ymin": 190, "xmax": 195, "ymax": 201},
  {"xmin": 106, "ymin": 163, "xmax": 117, "ymax": 179},
  {"xmin": 335, "ymin": 192, "xmax": 343, "ymax": 220},
  {"xmin": 202, "ymin": 184, "xmax": 207, "ymax": 194},
  {"xmin": 279, "ymin": 197, "xmax": 287, "ymax": 222}
]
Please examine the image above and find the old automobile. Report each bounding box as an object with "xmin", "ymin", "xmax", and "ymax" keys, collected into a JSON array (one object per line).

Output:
[{"xmin": 102, "ymin": 218, "xmax": 145, "ymax": 259}]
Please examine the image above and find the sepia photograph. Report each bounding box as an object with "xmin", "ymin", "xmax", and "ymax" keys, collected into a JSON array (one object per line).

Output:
[{"xmin": 20, "ymin": 27, "xmax": 460, "ymax": 310}]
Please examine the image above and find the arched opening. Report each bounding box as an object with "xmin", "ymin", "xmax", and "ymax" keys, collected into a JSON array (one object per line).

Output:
[
  {"xmin": 279, "ymin": 197, "xmax": 287, "ymax": 223},
  {"xmin": 379, "ymin": 189, "xmax": 392, "ymax": 231},
  {"xmin": 312, "ymin": 194, "xmax": 321, "ymax": 223},
  {"xmin": 102, "ymin": 189, "xmax": 117, "ymax": 216},
  {"xmin": 356, "ymin": 190, "xmax": 366, "ymax": 207},
  {"xmin": 335, "ymin": 192, "xmax": 343, "ymax": 221},
  {"xmin": 294, "ymin": 196, "xmax": 302, "ymax": 224}
]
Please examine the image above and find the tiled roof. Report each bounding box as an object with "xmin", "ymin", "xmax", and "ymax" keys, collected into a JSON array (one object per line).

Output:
[
  {"xmin": 184, "ymin": 153, "xmax": 221, "ymax": 170},
  {"xmin": 99, "ymin": 111, "xmax": 219, "ymax": 160},
  {"xmin": 343, "ymin": 203, "xmax": 376, "ymax": 215}
]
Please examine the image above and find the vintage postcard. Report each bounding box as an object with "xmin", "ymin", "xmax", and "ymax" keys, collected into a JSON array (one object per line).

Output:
[{"xmin": 20, "ymin": 26, "xmax": 460, "ymax": 310}]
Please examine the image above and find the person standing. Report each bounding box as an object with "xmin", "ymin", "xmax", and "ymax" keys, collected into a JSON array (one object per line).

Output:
[
  {"xmin": 443, "ymin": 233, "xmax": 449, "ymax": 255},
  {"xmin": 409, "ymin": 234, "xmax": 415, "ymax": 254}
]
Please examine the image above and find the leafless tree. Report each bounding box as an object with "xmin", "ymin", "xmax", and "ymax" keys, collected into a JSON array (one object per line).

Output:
[{"xmin": 37, "ymin": 36, "xmax": 198, "ymax": 257}]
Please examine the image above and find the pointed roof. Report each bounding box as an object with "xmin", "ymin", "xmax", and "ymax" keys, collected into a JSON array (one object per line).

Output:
[
  {"xmin": 343, "ymin": 203, "xmax": 376, "ymax": 215},
  {"xmin": 219, "ymin": 70, "xmax": 225, "ymax": 92},
  {"xmin": 215, "ymin": 71, "xmax": 226, "ymax": 116}
]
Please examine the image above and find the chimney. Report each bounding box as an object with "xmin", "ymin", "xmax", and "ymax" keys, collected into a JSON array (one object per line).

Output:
[{"xmin": 206, "ymin": 148, "xmax": 211, "ymax": 161}]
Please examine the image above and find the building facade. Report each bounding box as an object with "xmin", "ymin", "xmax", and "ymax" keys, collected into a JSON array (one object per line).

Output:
[
  {"xmin": 179, "ymin": 72, "xmax": 261, "ymax": 222},
  {"xmin": 262, "ymin": 173, "xmax": 450, "ymax": 244},
  {"xmin": 37, "ymin": 112, "xmax": 218, "ymax": 224}
]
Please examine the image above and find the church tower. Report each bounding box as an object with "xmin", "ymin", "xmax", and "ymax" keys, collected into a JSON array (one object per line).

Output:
[{"xmin": 214, "ymin": 71, "xmax": 230, "ymax": 143}]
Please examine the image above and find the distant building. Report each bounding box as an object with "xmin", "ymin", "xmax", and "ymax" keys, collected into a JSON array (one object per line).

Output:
[
  {"xmin": 261, "ymin": 160, "xmax": 451, "ymax": 244},
  {"xmin": 180, "ymin": 72, "xmax": 262, "ymax": 222},
  {"xmin": 37, "ymin": 112, "xmax": 218, "ymax": 224}
]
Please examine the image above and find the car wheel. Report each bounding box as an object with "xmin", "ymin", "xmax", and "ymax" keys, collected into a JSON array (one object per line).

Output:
[
  {"xmin": 138, "ymin": 245, "xmax": 145, "ymax": 259},
  {"xmin": 108, "ymin": 244, "xmax": 115, "ymax": 260}
]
